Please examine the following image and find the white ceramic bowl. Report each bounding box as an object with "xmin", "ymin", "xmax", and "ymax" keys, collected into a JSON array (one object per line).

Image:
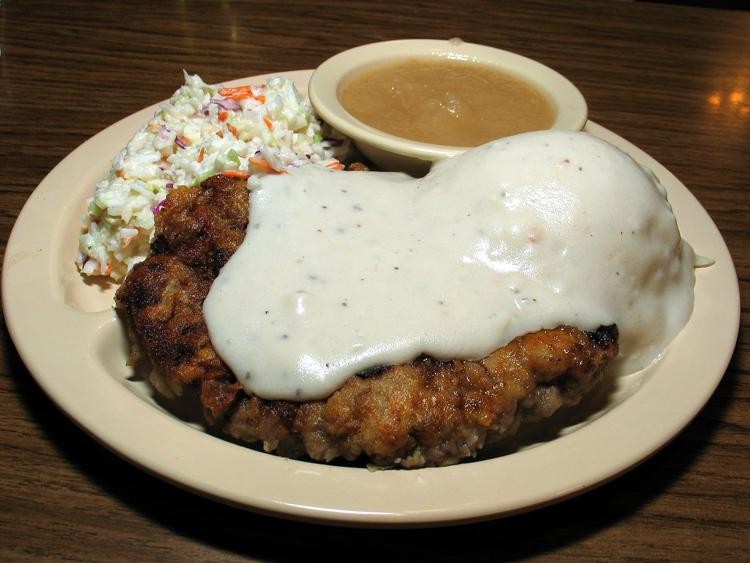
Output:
[{"xmin": 309, "ymin": 38, "xmax": 588, "ymax": 176}]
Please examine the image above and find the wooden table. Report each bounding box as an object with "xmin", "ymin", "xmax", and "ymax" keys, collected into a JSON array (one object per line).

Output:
[{"xmin": 1, "ymin": 0, "xmax": 747, "ymax": 559}]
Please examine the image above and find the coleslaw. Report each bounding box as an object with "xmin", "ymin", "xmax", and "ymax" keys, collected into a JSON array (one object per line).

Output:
[{"xmin": 76, "ymin": 72, "xmax": 349, "ymax": 280}]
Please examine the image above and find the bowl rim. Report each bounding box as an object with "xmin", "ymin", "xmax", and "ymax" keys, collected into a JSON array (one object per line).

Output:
[{"xmin": 309, "ymin": 38, "xmax": 588, "ymax": 162}]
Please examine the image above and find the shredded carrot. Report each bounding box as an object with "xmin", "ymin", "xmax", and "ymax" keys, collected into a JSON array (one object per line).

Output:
[
  {"xmin": 263, "ymin": 116, "xmax": 274, "ymax": 130},
  {"xmin": 250, "ymin": 157, "xmax": 275, "ymax": 171},
  {"xmin": 219, "ymin": 85, "xmax": 254, "ymax": 100},
  {"xmin": 218, "ymin": 110, "xmax": 229, "ymax": 122},
  {"xmin": 218, "ymin": 86, "xmax": 267, "ymax": 104},
  {"xmin": 248, "ymin": 158, "xmax": 288, "ymax": 175},
  {"xmin": 226, "ymin": 123, "xmax": 239, "ymax": 137},
  {"xmin": 326, "ymin": 161, "xmax": 345, "ymax": 170},
  {"xmin": 116, "ymin": 169, "xmax": 126, "ymax": 178},
  {"xmin": 197, "ymin": 148, "xmax": 205, "ymax": 163},
  {"xmin": 221, "ymin": 170, "xmax": 251, "ymax": 179},
  {"xmin": 176, "ymin": 135, "xmax": 190, "ymax": 147}
]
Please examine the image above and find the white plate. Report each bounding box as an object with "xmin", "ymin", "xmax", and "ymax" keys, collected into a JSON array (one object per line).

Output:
[{"xmin": 2, "ymin": 70, "xmax": 740, "ymax": 527}]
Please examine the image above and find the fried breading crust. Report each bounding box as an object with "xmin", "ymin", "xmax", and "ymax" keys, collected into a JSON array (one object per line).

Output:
[
  {"xmin": 116, "ymin": 174, "xmax": 248, "ymax": 397},
  {"xmin": 150, "ymin": 173, "xmax": 249, "ymax": 279},
  {"xmin": 225, "ymin": 325, "xmax": 616, "ymax": 467},
  {"xmin": 116, "ymin": 174, "xmax": 618, "ymax": 468}
]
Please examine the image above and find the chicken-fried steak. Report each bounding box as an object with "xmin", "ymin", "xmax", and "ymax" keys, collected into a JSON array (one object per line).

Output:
[{"xmin": 116, "ymin": 173, "xmax": 618, "ymax": 468}]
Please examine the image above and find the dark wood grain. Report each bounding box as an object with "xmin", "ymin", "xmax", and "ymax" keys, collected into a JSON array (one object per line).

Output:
[{"xmin": 1, "ymin": 0, "xmax": 748, "ymax": 559}]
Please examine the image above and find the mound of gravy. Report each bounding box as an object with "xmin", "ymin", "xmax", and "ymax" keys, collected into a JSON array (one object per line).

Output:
[{"xmin": 204, "ymin": 131, "xmax": 695, "ymax": 400}]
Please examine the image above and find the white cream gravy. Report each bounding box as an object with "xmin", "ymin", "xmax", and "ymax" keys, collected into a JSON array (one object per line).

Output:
[{"xmin": 203, "ymin": 131, "xmax": 696, "ymax": 400}]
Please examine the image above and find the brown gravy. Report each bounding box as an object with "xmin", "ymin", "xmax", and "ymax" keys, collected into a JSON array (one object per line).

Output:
[{"xmin": 338, "ymin": 57, "xmax": 557, "ymax": 147}]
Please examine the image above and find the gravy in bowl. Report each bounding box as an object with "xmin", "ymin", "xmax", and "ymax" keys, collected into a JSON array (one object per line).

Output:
[{"xmin": 338, "ymin": 57, "xmax": 556, "ymax": 147}]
